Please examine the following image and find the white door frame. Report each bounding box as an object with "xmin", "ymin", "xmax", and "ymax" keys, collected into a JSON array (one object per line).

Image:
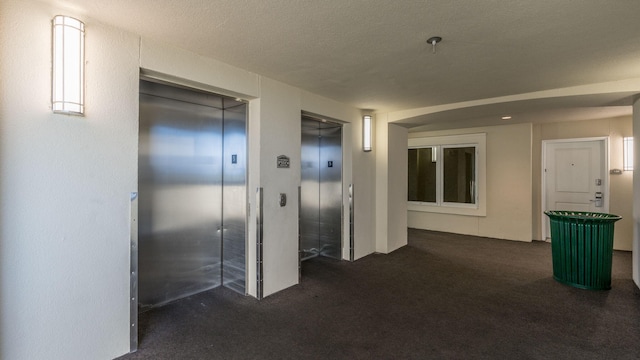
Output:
[{"xmin": 541, "ymin": 137, "xmax": 610, "ymax": 240}]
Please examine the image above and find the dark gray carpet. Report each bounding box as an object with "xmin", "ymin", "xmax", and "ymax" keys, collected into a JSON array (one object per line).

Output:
[{"xmin": 118, "ymin": 229, "xmax": 640, "ymax": 359}]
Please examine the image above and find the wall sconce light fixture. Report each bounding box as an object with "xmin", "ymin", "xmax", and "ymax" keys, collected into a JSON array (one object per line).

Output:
[
  {"xmin": 363, "ymin": 115, "xmax": 372, "ymax": 152},
  {"xmin": 52, "ymin": 15, "xmax": 85, "ymax": 115},
  {"xmin": 623, "ymin": 137, "xmax": 633, "ymax": 171}
]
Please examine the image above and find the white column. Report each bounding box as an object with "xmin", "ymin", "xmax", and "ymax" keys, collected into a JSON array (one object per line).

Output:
[
  {"xmin": 387, "ymin": 123, "xmax": 409, "ymax": 251},
  {"xmin": 375, "ymin": 114, "xmax": 390, "ymax": 252},
  {"xmin": 375, "ymin": 114, "xmax": 408, "ymax": 253}
]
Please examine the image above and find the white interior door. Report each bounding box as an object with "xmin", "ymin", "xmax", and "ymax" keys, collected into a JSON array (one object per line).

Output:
[{"xmin": 543, "ymin": 139, "xmax": 607, "ymax": 239}]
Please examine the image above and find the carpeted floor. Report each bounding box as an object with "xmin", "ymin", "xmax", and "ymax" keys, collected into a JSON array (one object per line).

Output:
[{"xmin": 118, "ymin": 229, "xmax": 640, "ymax": 359}]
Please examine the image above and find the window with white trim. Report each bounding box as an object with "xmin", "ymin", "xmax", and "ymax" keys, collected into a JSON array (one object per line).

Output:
[{"xmin": 408, "ymin": 133, "xmax": 486, "ymax": 216}]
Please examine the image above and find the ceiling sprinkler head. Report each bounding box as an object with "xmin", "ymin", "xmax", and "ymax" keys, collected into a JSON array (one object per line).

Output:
[{"xmin": 427, "ymin": 36, "xmax": 442, "ymax": 53}]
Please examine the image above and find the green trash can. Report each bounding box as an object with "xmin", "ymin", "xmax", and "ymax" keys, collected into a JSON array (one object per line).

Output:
[{"xmin": 544, "ymin": 211, "xmax": 621, "ymax": 290}]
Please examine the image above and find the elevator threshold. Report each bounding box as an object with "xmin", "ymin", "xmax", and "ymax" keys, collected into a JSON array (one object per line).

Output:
[{"xmin": 300, "ymin": 244, "xmax": 340, "ymax": 261}]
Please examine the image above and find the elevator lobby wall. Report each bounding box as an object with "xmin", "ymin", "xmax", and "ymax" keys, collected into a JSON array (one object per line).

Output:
[{"xmin": 0, "ymin": 0, "xmax": 376, "ymax": 358}]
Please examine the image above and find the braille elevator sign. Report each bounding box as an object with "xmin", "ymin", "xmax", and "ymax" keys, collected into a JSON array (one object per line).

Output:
[{"xmin": 277, "ymin": 155, "xmax": 290, "ymax": 168}]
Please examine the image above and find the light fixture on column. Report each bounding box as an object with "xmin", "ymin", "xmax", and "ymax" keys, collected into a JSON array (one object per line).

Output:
[
  {"xmin": 623, "ymin": 137, "xmax": 633, "ymax": 171},
  {"xmin": 363, "ymin": 115, "xmax": 372, "ymax": 152},
  {"xmin": 52, "ymin": 15, "xmax": 85, "ymax": 115}
]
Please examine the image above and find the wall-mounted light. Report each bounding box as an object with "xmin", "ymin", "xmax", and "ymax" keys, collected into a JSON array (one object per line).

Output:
[
  {"xmin": 623, "ymin": 137, "xmax": 633, "ymax": 171},
  {"xmin": 52, "ymin": 15, "xmax": 85, "ymax": 115},
  {"xmin": 363, "ymin": 115, "xmax": 372, "ymax": 152}
]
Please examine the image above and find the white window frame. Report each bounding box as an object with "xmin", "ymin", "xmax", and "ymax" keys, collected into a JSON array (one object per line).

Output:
[{"xmin": 408, "ymin": 133, "xmax": 486, "ymax": 217}]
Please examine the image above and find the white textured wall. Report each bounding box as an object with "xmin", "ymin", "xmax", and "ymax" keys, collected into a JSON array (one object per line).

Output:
[
  {"xmin": 140, "ymin": 38, "xmax": 260, "ymax": 99},
  {"xmin": 0, "ymin": 1, "xmax": 139, "ymax": 358},
  {"xmin": 408, "ymin": 123, "xmax": 533, "ymax": 242}
]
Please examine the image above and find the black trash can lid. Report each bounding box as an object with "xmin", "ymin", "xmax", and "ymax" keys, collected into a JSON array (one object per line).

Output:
[{"xmin": 544, "ymin": 210, "xmax": 621, "ymax": 222}]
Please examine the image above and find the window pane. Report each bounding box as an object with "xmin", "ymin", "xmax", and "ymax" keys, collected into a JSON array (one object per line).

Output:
[
  {"xmin": 408, "ymin": 148, "xmax": 436, "ymax": 202},
  {"xmin": 443, "ymin": 147, "xmax": 475, "ymax": 204}
]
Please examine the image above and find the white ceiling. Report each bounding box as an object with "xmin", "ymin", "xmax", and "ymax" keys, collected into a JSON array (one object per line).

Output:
[{"xmin": 50, "ymin": 0, "xmax": 640, "ymax": 127}]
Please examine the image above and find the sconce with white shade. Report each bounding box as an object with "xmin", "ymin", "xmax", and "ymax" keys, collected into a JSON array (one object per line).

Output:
[
  {"xmin": 363, "ymin": 115, "xmax": 372, "ymax": 152},
  {"xmin": 623, "ymin": 137, "xmax": 633, "ymax": 171},
  {"xmin": 52, "ymin": 15, "xmax": 85, "ymax": 115}
]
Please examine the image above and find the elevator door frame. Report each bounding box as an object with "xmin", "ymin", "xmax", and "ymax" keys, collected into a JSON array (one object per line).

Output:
[
  {"xmin": 299, "ymin": 114, "xmax": 344, "ymax": 265},
  {"xmin": 131, "ymin": 76, "xmax": 248, "ymax": 352}
]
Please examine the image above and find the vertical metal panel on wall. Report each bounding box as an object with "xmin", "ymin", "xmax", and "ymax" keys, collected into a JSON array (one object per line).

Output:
[
  {"xmin": 130, "ymin": 192, "xmax": 138, "ymax": 352},
  {"xmin": 349, "ymin": 184, "xmax": 354, "ymax": 262},
  {"xmin": 256, "ymin": 187, "xmax": 264, "ymax": 300},
  {"xmin": 298, "ymin": 185, "xmax": 302, "ymax": 281}
]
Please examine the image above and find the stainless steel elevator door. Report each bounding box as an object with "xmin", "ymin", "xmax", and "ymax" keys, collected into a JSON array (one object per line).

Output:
[
  {"xmin": 222, "ymin": 102, "xmax": 247, "ymax": 293},
  {"xmin": 318, "ymin": 125, "xmax": 342, "ymax": 259},
  {"xmin": 300, "ymin": 123, "xmax": 320, "ymax": 259},
  {"xmin": 300, "ymin": 117, "xmax": 342, "ymax": 260},
  {"xmin": 138, "ymin": 79, "xmax": 247, "ymax": 309}
]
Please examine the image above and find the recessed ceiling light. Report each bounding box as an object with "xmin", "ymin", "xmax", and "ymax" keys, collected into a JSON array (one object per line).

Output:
[{"xmin": 501, "ymin": 116, "xmax": 512, "ymax": 120}]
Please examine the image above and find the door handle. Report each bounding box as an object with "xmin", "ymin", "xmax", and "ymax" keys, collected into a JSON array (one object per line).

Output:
[{"xmin": 590, "ymin": 192, "xmax": 603, "ymax": 207}]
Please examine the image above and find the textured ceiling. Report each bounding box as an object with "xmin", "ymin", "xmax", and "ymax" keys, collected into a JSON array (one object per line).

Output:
[{"xmin": 49, "ymin": 0, "xmax": 640, "ymax": 122}]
